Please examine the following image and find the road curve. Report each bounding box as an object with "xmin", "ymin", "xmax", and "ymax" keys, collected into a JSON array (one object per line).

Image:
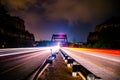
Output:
[
  {"xmin": 61, "ymin": 47, "xmax": 120, "ymax": 80},
  {"xmin": 0, "ymin": 47, "xmax": 51, "ymax": 80}
]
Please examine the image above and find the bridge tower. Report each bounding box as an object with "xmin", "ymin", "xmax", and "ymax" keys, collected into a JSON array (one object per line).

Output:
[{"xmin": 51, "ymin": 34, "xmax": 68, "ymax": 46}]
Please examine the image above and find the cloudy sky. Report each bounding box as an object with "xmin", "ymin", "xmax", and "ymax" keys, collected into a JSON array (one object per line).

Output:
[{"xmin": 1, "ymin": 0, "xmax": 120, "ymax": 42}]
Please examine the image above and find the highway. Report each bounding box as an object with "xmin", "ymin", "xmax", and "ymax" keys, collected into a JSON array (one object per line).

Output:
[
  {"xmin": 0, "ymin": 47, "xmax": 55, "ymax": 80},
  {"xmin": 61, "ymin": 47, "xmax": 120, "ymax": 80}
]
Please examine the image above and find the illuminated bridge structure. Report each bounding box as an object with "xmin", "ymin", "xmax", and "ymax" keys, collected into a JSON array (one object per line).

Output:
[{"xmin": 51, "ymin": 34, "xmax": 68, "ymax": 46}]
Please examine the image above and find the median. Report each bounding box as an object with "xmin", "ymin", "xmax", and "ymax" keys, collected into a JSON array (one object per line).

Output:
[{"xmin": 38, "ymin": 52, "xmax": 81, "ymax": 80}]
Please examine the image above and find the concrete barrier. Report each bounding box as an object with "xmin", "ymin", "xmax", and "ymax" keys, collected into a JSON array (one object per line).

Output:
[
  {"xmin": 72, "ymin": 62, "xmax": 80, "ymax": 77},
  {"xmin": 66, "ymin": 57, "xmax": 74, "ymax": 67},
  {"xmin": 87, "ymin": 74, "xmax": 95, "ymax": 80},
  {"xmin": 60, "ymin": 49, "xmax": 101, "ymax": 80},
  {"xmin": 72, "ymin": 61, "xmax": 101, "ymax": 80},
  {"xmin": 52, "ymin": 53, "xmax": 57, "ymax": 58},
  {"xmin": 46, "ymin": 58, "xmax": 53, "ymax": 64}
]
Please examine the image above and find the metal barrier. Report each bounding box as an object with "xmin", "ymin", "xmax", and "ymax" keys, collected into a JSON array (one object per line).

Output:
[{"xmin": 60, "ymin": 49, "xmax": 101, "ymax": 80}]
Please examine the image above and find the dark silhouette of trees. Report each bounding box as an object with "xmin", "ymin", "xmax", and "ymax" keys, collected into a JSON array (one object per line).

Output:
[
  {"xmin": 87, "ymin": 17, "xmax": 120, "ymax": 49},
  {"xmin": 0, "ymin": 4, "xmax": 35, "ymax": 48}
]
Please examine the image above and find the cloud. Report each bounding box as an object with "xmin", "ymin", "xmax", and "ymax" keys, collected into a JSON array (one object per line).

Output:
[
  {"xmin": 42, "ymin": 0, "xmax": 120, "ymax": 23},
  {"xmin": 1, "ymin": 0, "xmax": 37, "ymax": 10},
  {"xmin": 1, "ymin": 0, "xmax": 120, "ymax": 23},
  {"xmin": 1, "ymin": 0, "xmax": 120, "ymax": 41}
]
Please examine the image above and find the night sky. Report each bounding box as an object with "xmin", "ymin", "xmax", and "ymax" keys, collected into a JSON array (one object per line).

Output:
[{"xmin": 1, "ymin": 0, "xmax": 120, "ymax": 42}]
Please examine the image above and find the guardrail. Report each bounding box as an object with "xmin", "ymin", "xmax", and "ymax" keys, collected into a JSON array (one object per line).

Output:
[
  {"xmin": 25, "ymin": 52, "xmax": 58, "ymax": 80},
  {"xmin": 60, "ymin": 49, "xmax": 102, "ymax": 80}
]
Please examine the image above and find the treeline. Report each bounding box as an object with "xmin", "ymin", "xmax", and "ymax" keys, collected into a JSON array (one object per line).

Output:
[
  {"xmin": 35, "ymin": 41, "xmax": 52, "ymax": 47},
  {"xmin": 87, "ymin": 17, "xmax": 120, "ymax": 49},
  {"xmin": 0, "ymin": 4, "xmax": 35, "ymax": 48}
]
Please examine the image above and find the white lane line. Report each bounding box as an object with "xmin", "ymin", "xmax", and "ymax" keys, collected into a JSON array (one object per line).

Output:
[
  {"xmin": 64, "ymin": 48, "xmax": 120, "ymax": 63},
  {"xmin": 0, "ymin": 47, "xmax": 50, "ymax": 57}
]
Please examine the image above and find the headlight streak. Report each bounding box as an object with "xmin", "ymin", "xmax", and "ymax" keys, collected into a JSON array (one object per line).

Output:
[
  {"xmin": 61, "ymin": 47, "xmax": 120, "ymax": 80},
  {"xmin": 64, "ymin": 47, "xmax": 120, "ymax": 63},
  {"xmin": 0, "ymin": 47, "xmax": 51, "ymax": 56},
  {"xmin": 0, "ymin": 49, "xmax": 51, "ymax": 75}
]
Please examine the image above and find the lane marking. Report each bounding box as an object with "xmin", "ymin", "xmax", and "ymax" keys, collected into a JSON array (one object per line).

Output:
[
  {"xmin": 62, "ymin": 49, "xmax": 120, "ymax": 77},
  {"xmin": 0, "ymin": 51, "xmax": 50, "ymax": 75}
]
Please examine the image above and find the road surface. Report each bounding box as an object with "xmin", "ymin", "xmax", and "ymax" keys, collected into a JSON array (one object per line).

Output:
[
  {"xmin": 61, "ymin": 47, "xmax": 120, "ymax": 80},
  {"xmin": 0, "ymin": 47, "xmax": 53, "ymax": 80}
]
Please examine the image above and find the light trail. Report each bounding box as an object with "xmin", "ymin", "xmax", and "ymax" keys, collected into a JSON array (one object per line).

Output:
[
  {"xmin": 0, "ymin": 47, "xmax": 57, "ymax": 80},
  {"xmin": 0, "ymin": 47, "xmax": 52, "ymax": 56},
  {"xmin": 69, "ymin": 48, "xmax": 120, "ymax": 56},
  {"xmin": 61, "ymin": 47, "xmax": 120, "ymax": 80},
  {"xmin": 69, "ymin": 48, "xmax": 120, "ymax": 63},
  {"xmin": 0, "ymin": 50, "xmax": 49, "ymax": 74}
]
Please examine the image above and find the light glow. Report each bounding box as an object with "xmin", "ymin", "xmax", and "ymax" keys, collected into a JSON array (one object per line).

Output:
[
  {"xmin": 72, "ymin": 72, "xmax": 77, "ymax": 77},
  {"xmin": 61, "ymin": 47, "xmax": 120, "ymax": 79}
]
